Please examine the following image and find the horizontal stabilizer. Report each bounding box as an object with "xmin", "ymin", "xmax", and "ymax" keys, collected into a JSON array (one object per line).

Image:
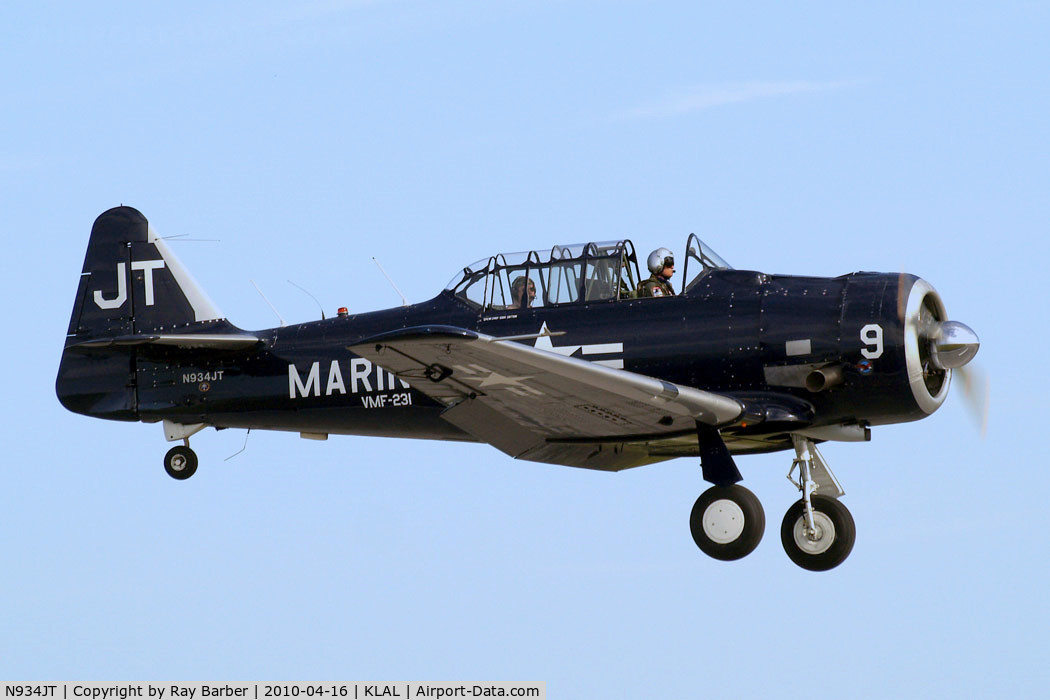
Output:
[{"xmin": 68, "ymin": 332, "xmax": 262, "ymax": 352}]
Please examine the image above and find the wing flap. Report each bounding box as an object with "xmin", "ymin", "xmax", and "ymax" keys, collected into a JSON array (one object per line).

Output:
[{"xmin": 439, "ymin": 398, "xmax": 673, "ymax": 471}]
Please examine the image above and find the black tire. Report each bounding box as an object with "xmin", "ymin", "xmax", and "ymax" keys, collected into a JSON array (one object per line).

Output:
[
  {"xmin": 164, "ymin": 445, "xmax": 198, "ymax": 480},
  {"xmin": 689, "ymin": 485, "xmax": 765, "ymax": 561},
  {"xmin": 780, "ymin": 495, "xmax": 855, "ymax": 571}
]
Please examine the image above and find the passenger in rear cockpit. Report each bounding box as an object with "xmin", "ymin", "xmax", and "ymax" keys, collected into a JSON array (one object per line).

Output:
[{"xmin": 511, "ymin": 276, "xmax": 536, "ymax": 309}]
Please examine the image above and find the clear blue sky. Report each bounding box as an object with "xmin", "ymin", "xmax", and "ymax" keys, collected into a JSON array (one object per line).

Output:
[{"xmin": 3, "ymin": 1, "xmax": 1048, "ymax": 696}]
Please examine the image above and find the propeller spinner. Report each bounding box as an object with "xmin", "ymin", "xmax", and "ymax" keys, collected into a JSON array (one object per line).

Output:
[{"xmin": 929, "ymin": 320, "xmax": 980, "ymax": 370}]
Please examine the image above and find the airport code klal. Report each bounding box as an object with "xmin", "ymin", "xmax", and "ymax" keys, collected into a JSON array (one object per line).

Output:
[
  {"xmin": 265, "ymin": 689, "xmax": 533, "ymax": 698},
  {"xmin": 4, "ymin": 688, "xmax": 540, "ymax": 700}
]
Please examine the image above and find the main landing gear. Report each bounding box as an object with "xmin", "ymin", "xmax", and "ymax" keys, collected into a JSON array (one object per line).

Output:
[
  {"xmin": 688, "ymin": 433, "xmax": 856, "ymax": 571},
  {"xmin": 780, "ymin": 435, "xmax": 855, "ymax": 571},
  {"xmin": 689, "ymin": 484, "xmax": 765, "ymax": 560}
]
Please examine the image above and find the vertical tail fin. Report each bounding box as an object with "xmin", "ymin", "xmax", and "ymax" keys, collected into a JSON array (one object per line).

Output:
[
  {"xmin": 57, "ymin": 206, "xmax": 229, "ymax": 419},
  {"xmin": 65, "ymin": 206, "xmax": 225, "ymax": 338}
]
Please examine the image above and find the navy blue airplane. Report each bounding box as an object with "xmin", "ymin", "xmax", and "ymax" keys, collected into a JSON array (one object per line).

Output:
[{"xmin": 57, "ymin": 206, "xmax": 981, "ymax": 570}]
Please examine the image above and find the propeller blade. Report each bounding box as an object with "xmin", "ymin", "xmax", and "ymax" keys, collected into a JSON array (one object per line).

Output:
[{"xmin": 955, "ymin": 364, "xmax": 989, "ymax": 437}]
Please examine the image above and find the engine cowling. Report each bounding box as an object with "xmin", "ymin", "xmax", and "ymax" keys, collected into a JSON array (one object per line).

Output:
[{"xmin": 902, "ymin": 278, "xmax": 980, "ymax": 415}]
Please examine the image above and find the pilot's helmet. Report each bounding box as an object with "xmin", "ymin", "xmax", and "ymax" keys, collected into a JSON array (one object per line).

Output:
[{"xmin": 647, "ymin": 248, "xmax": 675, "ymax": 275}]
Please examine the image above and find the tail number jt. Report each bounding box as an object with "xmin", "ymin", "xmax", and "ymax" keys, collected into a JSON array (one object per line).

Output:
[
  {"xmin": 93, "ymin": 260, "xmax": 166, "ymax": 309},
  {"xmin": 860, "ymin": 324, "xmax": 884, "ymax": 359}
]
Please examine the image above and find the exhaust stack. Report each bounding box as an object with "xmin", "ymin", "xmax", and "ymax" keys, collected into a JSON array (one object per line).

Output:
[{"xmin": 805, "ymin": 365, "xmax": 844, "ymax": 393}]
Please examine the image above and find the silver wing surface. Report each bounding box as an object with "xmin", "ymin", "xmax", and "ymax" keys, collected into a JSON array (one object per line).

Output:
[{"xmin": 349, "ymin": 326, "xmax": 744, "ymax": 471}]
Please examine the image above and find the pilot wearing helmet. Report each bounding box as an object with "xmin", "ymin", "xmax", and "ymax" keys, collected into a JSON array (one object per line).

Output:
[{"xmin": 638, "ymin": 248, "xmax": 676, "ymax": 298}]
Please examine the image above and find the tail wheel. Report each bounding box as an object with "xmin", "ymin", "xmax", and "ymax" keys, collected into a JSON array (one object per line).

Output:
[
  {"xmin": 689, "ymin": 484, "xmax": 765, "ymax": 561},
  {"xmin": 781, "ymin": 495, "xmax": 855, "ymax": 571},
  {"xmin": 164, "ymin": 445, "xmax": 198, "ymax": 480}
]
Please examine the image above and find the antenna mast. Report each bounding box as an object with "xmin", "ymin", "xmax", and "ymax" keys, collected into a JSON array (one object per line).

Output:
[{"xmin": 373, "ymin": 257, "xmax": 409, "ymax": 307}]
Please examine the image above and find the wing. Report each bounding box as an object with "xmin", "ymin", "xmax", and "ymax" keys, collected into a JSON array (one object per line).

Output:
[{"xmin": 349, "ymin": 325, "xmax": 745, "ymax": 471}]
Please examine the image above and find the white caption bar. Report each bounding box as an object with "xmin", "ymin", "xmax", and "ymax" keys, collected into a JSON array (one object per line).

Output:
[{"xmin": 1, "ymin": 684, "xmax": 545, "ymax": 700}]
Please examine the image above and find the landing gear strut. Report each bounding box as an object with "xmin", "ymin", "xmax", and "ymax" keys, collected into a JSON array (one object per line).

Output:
[
  {"xmin": 688, "ymin": 424, "xmax": 764, "ymax": 560},
  {"xmin": 781, "ymin": 435, "xmax": 855, "ymax": 571}
]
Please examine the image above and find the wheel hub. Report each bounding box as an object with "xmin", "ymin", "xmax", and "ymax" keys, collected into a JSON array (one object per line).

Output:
[
  {"xmin": 702, "ymin": 499, "xmax": 746, "ymax": 544},
  {"xmin": 792, "ymin": 511, "xmax": 836, "ymax": 555},
  {"xmin": 170, "ymin": 455, "xmax": 186, "ymax": 471}
]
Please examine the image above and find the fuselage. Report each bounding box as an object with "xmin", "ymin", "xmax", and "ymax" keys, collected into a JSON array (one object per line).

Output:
[{"xmin": 126, "ymin": 268, "xmax": 937, "ymax": 454}]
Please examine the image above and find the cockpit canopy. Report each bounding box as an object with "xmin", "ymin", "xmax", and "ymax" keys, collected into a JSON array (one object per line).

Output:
[{"xmin": 445, "ymin": 234, "xmax": 732, "ymax": 310}]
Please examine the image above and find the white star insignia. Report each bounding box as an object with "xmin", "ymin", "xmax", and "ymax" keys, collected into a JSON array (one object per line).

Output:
[{"xmin": 479, "ymin": 371, "xmax": 533, "ymax": 388}]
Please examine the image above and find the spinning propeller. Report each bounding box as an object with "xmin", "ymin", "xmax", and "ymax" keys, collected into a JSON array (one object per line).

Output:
[
  {"xmin": 955, "ymin": 363, "xmax": 989, "ymax": 437},
  {"xmin": 916, "ymin": 302, "xmax": 987, "ymax": 435}
]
